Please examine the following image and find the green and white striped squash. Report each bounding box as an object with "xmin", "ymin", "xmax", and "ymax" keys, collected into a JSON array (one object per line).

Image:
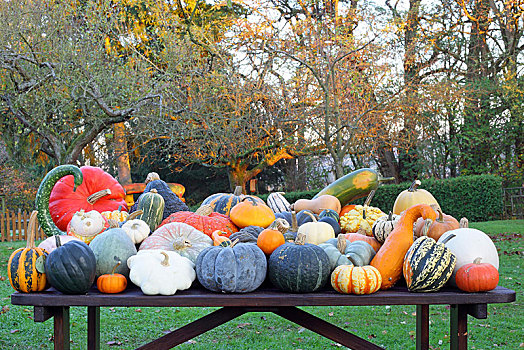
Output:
[
  {"xmin": 372, "ymin": 212, "xmax": 400, "ymax": 243},
  {"xmin": 136, "ymin": 189, "xmax": 165, "ymax": 233},
  {"xmin": 403, "ymin": 236, "xmax": 456, "ymax": 292},
  {"xmin": 266, "ymin": 192, "xmax": 291, "ymax": 213}
]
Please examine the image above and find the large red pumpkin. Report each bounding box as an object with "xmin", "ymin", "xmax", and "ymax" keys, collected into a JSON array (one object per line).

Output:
[
  {"xmin": 158, "ymin": 205, "xmax": 238, "ymax": 238},
  {"xmin": 49, "ymin": 166, "xmax": 128, "ymax": 231}
]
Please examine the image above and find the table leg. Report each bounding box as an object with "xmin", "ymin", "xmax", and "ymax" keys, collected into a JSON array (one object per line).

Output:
[
  {"xmin": 53, "ymin": 306, "xmax": 70, "ymax": 350},
  {"xmin": 450, "ymin": 304, "xmax": 468, "ymax": 350},
  {"xmin": 416, "ymin": 305, "xmax": 429, "ymax": 350},
  {"xmin": 88, "ymin": 306, "xmax": 100, "ymax": 350}
]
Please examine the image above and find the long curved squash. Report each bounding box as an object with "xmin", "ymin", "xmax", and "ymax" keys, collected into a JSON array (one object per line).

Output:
[
  {"xmin": 370, "ymin": 204, "xmax": 436, "ymax": 290},
  {"xmin": 35, "ymin": 165, "xmax": 83, "ymax": 236},
  {"xmin": 314, "ymin": 168, "xmax": 392, "ymax": 207}
]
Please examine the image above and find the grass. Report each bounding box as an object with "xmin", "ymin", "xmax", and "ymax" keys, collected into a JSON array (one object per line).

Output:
[{"xmin": 0, "ymin": 220, "xmax": 522, "ymax": 350}]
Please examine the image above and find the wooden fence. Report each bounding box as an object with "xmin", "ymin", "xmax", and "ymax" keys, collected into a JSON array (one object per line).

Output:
[{"xmin": 1, "ymin": 210, "xmax": 46, "ymax": 242}]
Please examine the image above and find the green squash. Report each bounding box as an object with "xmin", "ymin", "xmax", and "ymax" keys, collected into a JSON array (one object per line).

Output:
[
  {"xmin": 89, "ymin": 228, "xmax": 137, "ymax": 279},
  {"xmin": 44, "ymin": 238, "xmax": 96, "ymax": 294},
  {"xmin": 196, "ymin": 242, "xmax": 267, "ymax": 293},
  {"xmin": 136, "ymin": 189, "xmax": 165, "ymax": 233},
  {"xmin": 228, "ymin": 226, "xmax": 264, "ymax": 243},
  {"xmin": 318, "ymin": 236, "xmax": 352, "ymax": 271},
  {"xmin": 35, "ymin": 165, "xmax": 83, "ymax": 236},
  {"xmin": 346, "ymin": 240, "xmax": 376, "ymax": 266},
  {"xmin": 314, "ymin": 168, "xmax": 388, "ymax": 207},
  {"xmin": 319, "ymin": 209, "xmax": 340, "ymax": 222},
  {"xmin": 403, "ymin": 236, "xmax": 456, "ymax": 292},
  {"xmin": 268, "ymin": 233, "xmax": 331, "ymax": 293}
]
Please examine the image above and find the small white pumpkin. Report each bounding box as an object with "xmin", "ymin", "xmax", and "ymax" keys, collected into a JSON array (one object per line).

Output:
[
  {"xmin": 372, "ymin": 212, "xmax": 400, "ymax": 243},
  {"xmin": 297, "ymin": 212, "xmax": 335, "ymax": 245},
  {"xmin": 121, "ymin": 219, "xmax": 150, "ymax": 244},
  {"xmin": 266, "ymin": 192, "xmax": 291, "ymax": 213},
  {"xmin": 67, "ymin": 209, "xmax": 108, "ymax": 244},
  {"xmin": 38, "ymin": 235, "xmax": 82, "ymax": 253},
  {"xmin": 438, "ymin": 218, "xmax": 499, "ymax": 286},
  {"xmin": 127, "ymin": 250, "xmax": 196, "ymax": 295}
]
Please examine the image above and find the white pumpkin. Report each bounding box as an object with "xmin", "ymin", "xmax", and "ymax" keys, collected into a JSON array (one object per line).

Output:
[
  {"xmin": 438, "ymin": 223, "xmax": 499, "ymax": 286},
  {"xmin": 67, "ymin": 209, "xmax": 107, "ymax": 244},
  {"xmin": 127, "ymin": 250, "xmax": 196, "ymax": 295},
  {"xmin": 121, "ymin": 219, "xmax": 150, "ymax": 244},
  {"xmin": 38, "ymin": 235, "xmax": 82, "ymax": 253},
  {"xmin": 297, "ymin": 212, "xmax": 335, "ymax": 245}
]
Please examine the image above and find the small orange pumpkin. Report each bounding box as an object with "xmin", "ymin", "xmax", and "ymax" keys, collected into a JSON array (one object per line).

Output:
[
  {"xmin": 229, "ymin": 198, "xmax": 275, "ymax": 228},
  {"xmin": 455, "ymin": 257, "xmax": 499, "ymax": 292},
  {"xmin": 257, "ymin": 219, "xmax": 288, "ymax": 255},
  {"xmin": 96, "ymin": 261, "xmax": 127, "ymax": 294}
]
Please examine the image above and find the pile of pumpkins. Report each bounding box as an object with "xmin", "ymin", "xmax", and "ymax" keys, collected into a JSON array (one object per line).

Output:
[{"xmin": 8, "ymin": 166, "xmax": 500, "ymax": 297}]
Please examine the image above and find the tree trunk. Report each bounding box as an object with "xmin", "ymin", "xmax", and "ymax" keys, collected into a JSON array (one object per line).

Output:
[{"xmin": 113, "ymin": 123, "xmax": 132, "ymax": 185}]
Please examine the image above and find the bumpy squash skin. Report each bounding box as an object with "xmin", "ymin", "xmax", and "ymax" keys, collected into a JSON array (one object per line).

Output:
[
  {"xmin": 196, "ymin": 243, "xmax": 267, "ymax": 293},
  {"xmin": 35, "ymin": 165, "xmax": 83, "ymax": 237},
  {"xmin": 313, "ymin": 168, "xmax": 379, "ymax": 207},
  {"xmin": 370, "ymin": 204, "xmax": 436, "ymax": 290}
]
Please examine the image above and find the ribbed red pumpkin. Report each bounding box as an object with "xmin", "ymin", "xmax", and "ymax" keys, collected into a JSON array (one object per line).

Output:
[
  {"xmin": 158, "ymin": 205, "xmax": 238, "ymax": 238},
  {"xmin": 49, "ymin": 166, "xmax": 128, "ymax": 231},
  {"xmin": 455, "ymin": 257, "xmax": 499, "ymax": 292}
]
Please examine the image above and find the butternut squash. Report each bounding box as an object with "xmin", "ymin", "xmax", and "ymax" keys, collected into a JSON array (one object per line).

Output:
[
  {"xmin": 292, "ymin": 195, "xmax": 341, "ymax": 215},
  {"xmin": 370, "ymin": 204, "xmax": 436, "ymax": 290}
]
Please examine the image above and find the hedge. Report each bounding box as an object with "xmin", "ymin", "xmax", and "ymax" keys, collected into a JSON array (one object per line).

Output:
[{"xmin": 256, "ymin": 175, "xmax": 504, "ymax": 221}]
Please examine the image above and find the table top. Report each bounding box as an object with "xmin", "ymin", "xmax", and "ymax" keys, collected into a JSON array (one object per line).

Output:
[{"xmin": 11, "ymin": 284, "xmax": 516, "ymax": 308}]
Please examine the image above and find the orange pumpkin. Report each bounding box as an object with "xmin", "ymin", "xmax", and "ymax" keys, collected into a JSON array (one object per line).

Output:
[
  {"xmin": 414, "ymin": 206, "xmax": 459, "ymax": 241},
  {"xmin": 230, "ymin": 198, "xmax": 275, "ymax": 228},
  {"xmin": 370, "ymin": 204, "xmax": 437, "ymax": 290},
  {"xmin": 339, "ymin": 204, "xmax": 356, "ymax": 217},
  {"xmin": 96, "ymin": 261, "xmax": 127, "ymax": 294},
  {"xmin": 455, "ymin": 258, "xmax": 499, "ymax": 292},
  {"xmin": 343, "ymin": 232, "xmax": 382, "ymax": 253},
  {"xmin": 256, "ymin": 219, "xmax": 288, "ymax": 255}
]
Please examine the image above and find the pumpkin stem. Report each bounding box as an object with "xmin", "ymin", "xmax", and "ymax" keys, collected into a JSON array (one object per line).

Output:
[
  {"xmin": 269, "ymin": 218, "xmax": 290, "ymax": 235},
  {"xmin": 229, "ymin": 238, "xmax": 240, "ymax": 248},
  {"xmin": 295, "ymin": 232, "xmax": 307, "ymax": 245},
  {"xmin": 108, "ymin": 219, "xmax": 120, "ymax": 228},
  {"xmin": 473, "ymin": 257, "xmax": 483, "ymax": 264},
  {"xmin": 364, "ymin": 190, "xmax": 376, "ymax": 207},
  {"xmin": 439, "ymin": 232, "xmax": 456, "ymax": 245},
  {"xmin": 111, "ymin": 261, "xmax": 122, "ymax": 275},
  {"xmin": 26, "ymin": 210, "xmax": 38, "ymax": 249},
  {"xmin": 434, "ymin": 206, "xmax": 444, "ymax": 223},
  {"xmin": 459, "ymin": 217, "xmax": 469, "ymax": 228},
  {"xmin": 302, "ymin": 211, "xmax": 317, "ymax": 222},
  {"xmin": 172, "ymin": 237, "xmax": 192, "ymax": 249},
  {"xmin": 378, "ymin": 176, "xmax": 395, "ymax": 183},
  {"xmin": 420, "ymin": 219, "xmax": 433, "ymax": 236},
  {"xmin": 54, "ymin": 234, "xmax": 62, "ymax": 248},
  {"xmin": 291, "ymin": 211, "xmax": 298, "ymax": 231},
  {"xmin": 242, "ymin": 196, "xmax": 260, "ymax": 206},
  {"xmin": 145, "ymin": 172, "xmax": 161, "ymax": 184},
  {"xmin": 160, "ymin": 251, "xmax": 170, "ymax": 266},
  {"xmin": 195, "ymin": 205, "xmax": 214, "ymax": 216},
  {"xmin": 336, "ymin": 234, "xmax": 347, "ymax": 254},
  {"xmin": 408, "ymin": 179, "xmax": 421, "ymax": 192},
  {"xmin": 87, "ymin": 189, "xmax": 112, "ymax": 205},
  {"xmin": 233, "ymin": 186, "xmax": 243, "ymax": 196},
  {"xmin": 387, "ymin": 211, "xmax": 393, "ymax": 221},
  {"xmin": 127, "ymin": 210, "xmax": 143, "ymax": 221}
]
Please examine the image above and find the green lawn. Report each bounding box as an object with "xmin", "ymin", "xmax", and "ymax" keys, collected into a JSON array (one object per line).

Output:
[{"xmin": 0, "ymin": 220, "xmax": 522, "ymax": 350}]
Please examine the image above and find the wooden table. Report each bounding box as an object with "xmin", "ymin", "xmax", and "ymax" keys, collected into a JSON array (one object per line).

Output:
[{"xmin": 10, "ymin": 284, "xmax": 516, "ymax": 350}]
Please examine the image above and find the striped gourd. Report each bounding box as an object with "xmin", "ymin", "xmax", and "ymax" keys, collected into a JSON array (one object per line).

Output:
[
  {"xmin": 266, "ymin": 192, "xmax": 291, "ymax": 213},
  {"xmin": 331, "ymin": 264, "xmax": 382, "ymax": 294},
  {"xmin": 8, "ymin": 211, "xmax": 48, "ymax": 293},
  {"xmin": 372, "ymin": 212, "xmax": 400, "ymax": 243},
  {"xmin": 403, "ymin": 236, "xmax": 456, "ymax": 292},
  {"xmin": 136, "ymin": 189, "xmax": 165, "ymax": 233}
]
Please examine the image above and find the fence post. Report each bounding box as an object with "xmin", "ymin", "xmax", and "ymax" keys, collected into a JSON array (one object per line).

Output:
[{"xmin": 0, "ymin": 211, "xmax": 4, "ymax": 242}]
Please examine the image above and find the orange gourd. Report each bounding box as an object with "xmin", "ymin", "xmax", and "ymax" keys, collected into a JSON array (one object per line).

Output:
[
  {"xmin": 230, "ymin": 198, "xmax": 275, "ymax": 228},
  {"xmin": 96, "ymin": 261, "xmax": 127, "ymax": 294},
  {"xmin": 339, "ymin": 204, "xmax": 356, "ymax": 217},
  {"xmin": 343, "ymin": 232, "xmax": 382, "ymax": 253},
  {"xmin": 370, "ymin": 204, "xmax": 437, "ymax": 290},
  {"xmin": 413, "ymin": 206, "xmax": 459, "ymax": 241},
  {"xmin": 455, "ymin": 258, "xmax": 499, "ymax": 292},
  {"xmin": 257, "ymin": 219, "xmax": 288, "ymax": 254},
  {"xmin": 211, "ymin": 230, "xmax": 232, "ymax": 246}
]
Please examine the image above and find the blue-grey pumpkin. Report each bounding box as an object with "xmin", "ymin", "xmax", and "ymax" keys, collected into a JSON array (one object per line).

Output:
[
  {"xmin": 89, "ymin": 228, "xmax": 137, "ymax": 279},
  {"xmin": 196, "ymin": 242, "xmax": 267, "ymax": 293}
]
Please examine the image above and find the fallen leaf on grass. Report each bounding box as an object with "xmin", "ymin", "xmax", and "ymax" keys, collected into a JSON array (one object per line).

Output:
[
  {"xmin": 368, "ymin": 334, "xmax": 376, "ymax": 339},
  {"xmin": 237, "ymin": 323, "xmax": 251, "ymax": 328},
  {"xmin": 1, "ymin": 305, "xmax": 9, "ymax": 314},
  {"xmin": 382, "ymin": 330, "xmax": 387, "ymax": 335},
  {"xmin": 328, "ymin": 312, "xmax": 334, "ymax": 316},
  {"xmin": 7, "ymin": 247, "xmax": 14, "ymax": 250},
  {"xmin": 135, "ymin": 308, "xmax": 142, "ymax": 312},
  {"xmin": 519, "ymin": 342, "xmax": 524, "ymax": 347},
  {"xmin": 185, "ymin": 340, "xmax": 197, "ymax": 344},
  {"xmin": 10, "ymin": 329, "xmax": 19, "ymax": 334},
  {"xmin": 298, "ymin": 327, "xmax": 305, "ymax": 333},
  {"xmin": 0, "ymin": 276, "xmax": 6, "ymax": 281},
  {"xmin": 260, "ymin": 316, "xmax": 266, "ymax": 320},
  {"xmin": 106, "ymin": 341, "xmax": 122, "ymax": 346},
  {"xmin": 331, "ymin": 343, "xmax": 342, "ymax": 347}
]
